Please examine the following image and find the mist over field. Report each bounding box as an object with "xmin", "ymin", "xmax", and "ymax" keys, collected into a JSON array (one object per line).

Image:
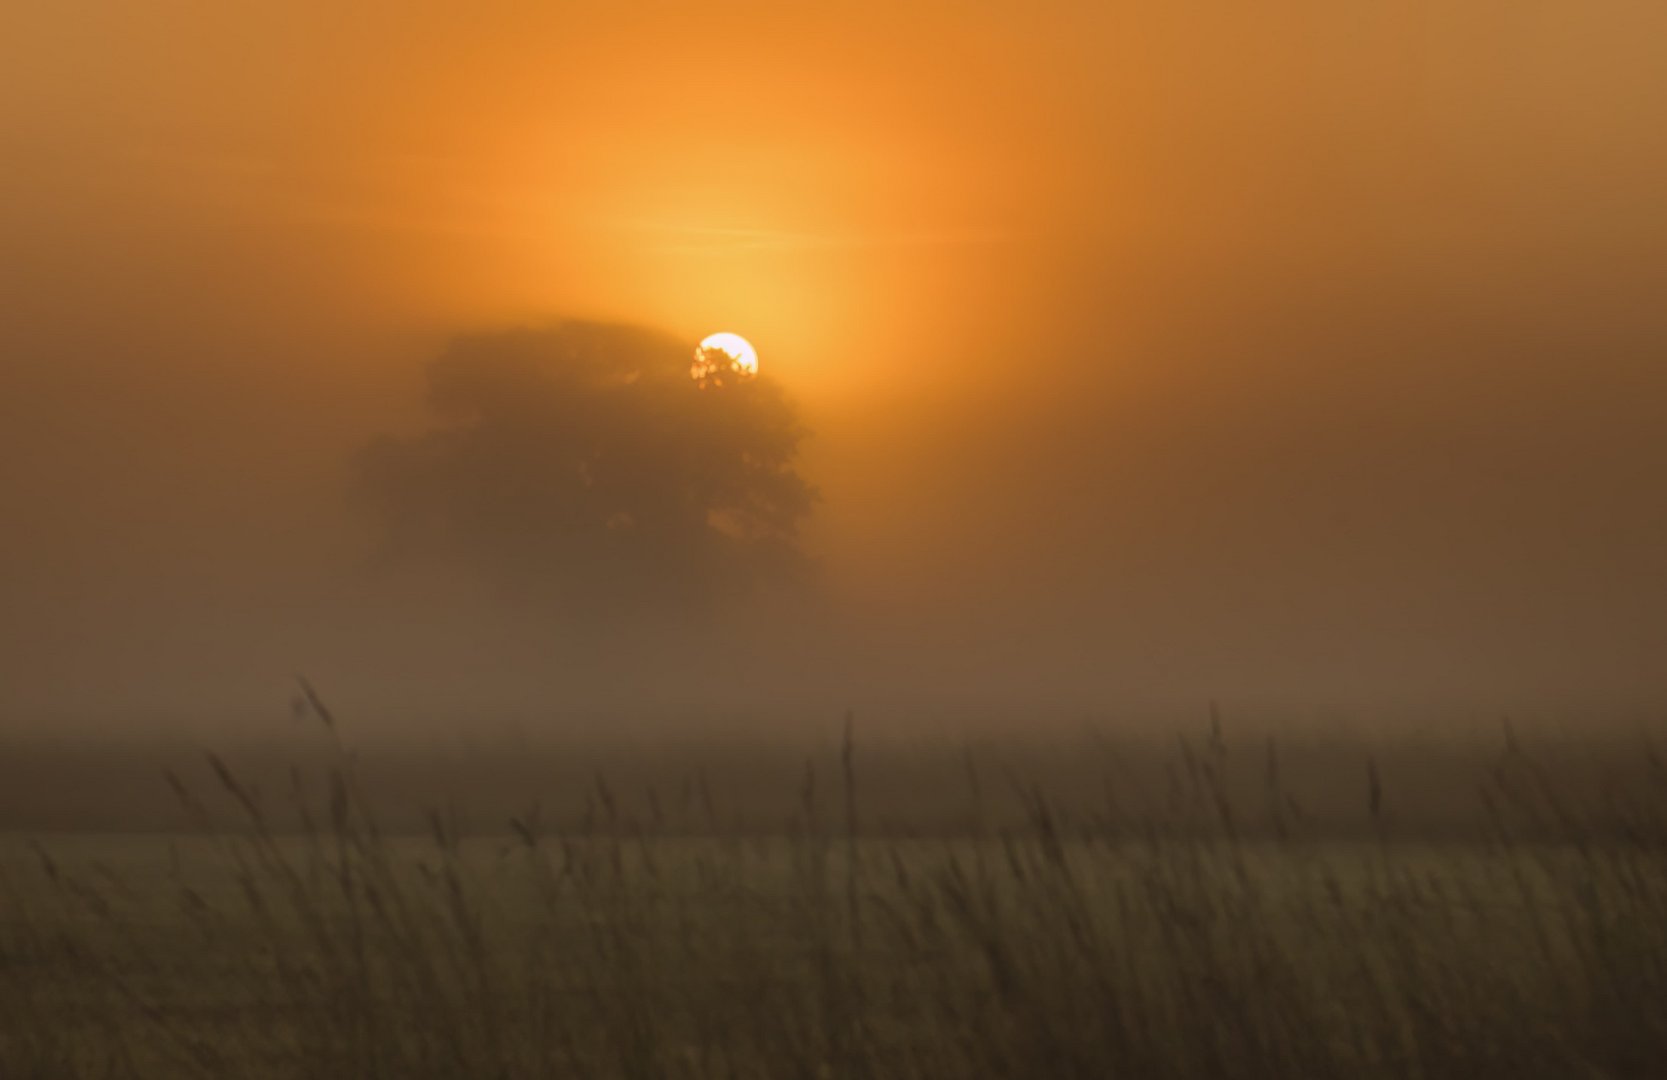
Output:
[
  {"xmin": 6, "ymin": 3, "xmax": 1667, "ymax": 732},
  {"xmin": 8, "ymin": 7, "xmax": 1667, "ymax": 1076}
]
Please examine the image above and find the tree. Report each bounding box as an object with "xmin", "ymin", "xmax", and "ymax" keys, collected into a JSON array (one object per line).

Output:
[{"xmin": 358, "ymin": 321, "xmax": 816, "ymax": 615}]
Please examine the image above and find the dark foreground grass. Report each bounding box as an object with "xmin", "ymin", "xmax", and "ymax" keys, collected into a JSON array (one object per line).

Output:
[{"xmin": 3, "ymin": 712, "xmax": 1666, "ymax": 1078}]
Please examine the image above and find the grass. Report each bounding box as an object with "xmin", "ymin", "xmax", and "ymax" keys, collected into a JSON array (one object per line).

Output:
[{"xmin": 3, "ymin": 702, "xmax": 1667, "ymax": 1078}]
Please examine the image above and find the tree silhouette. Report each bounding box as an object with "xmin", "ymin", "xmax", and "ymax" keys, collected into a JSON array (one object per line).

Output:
[{"xmin": 359, "ymin": 321, "xmax": 816, "ymax": 615}]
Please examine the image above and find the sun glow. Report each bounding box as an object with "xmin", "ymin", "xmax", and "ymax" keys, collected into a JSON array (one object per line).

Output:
[{"xmin": 692, "ymin": 332, "xmax": 759, "ymax": 387}]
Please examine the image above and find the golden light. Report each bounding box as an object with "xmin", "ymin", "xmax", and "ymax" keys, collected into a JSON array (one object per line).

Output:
[{"xmin": 692, "ymin": 332, "xmax": 759, "ymax": 388}]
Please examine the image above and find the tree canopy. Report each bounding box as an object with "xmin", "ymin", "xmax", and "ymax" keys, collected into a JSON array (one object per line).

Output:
[{"xmin": 359, "ymin": 322, "xmax": 816, "ymax": 615}]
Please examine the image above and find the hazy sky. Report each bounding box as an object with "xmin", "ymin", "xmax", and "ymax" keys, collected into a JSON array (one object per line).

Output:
[{"xmin": 5, "ymin": 2, "xmax": 1667, "ymax": 723}]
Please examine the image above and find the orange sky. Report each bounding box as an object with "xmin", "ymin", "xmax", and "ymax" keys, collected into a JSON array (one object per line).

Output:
[
  {"xmin": 14, "ymin": 3, "xmax": 1661, "ymax": 389},
  {"xmin": 5, "ymin": 2, "xmax": 1667, "ymax": 719}
]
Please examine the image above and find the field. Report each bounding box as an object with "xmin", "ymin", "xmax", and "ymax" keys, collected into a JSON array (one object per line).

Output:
[{"xmin": 4, "ymin": 717, "xmax": 1667, "ymax": 1079}]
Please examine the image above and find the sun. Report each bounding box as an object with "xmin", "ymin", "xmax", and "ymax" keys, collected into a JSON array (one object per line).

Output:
[{"xmin": 692, "ymin": 332, "xmax": 759, "ymax": 387}]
